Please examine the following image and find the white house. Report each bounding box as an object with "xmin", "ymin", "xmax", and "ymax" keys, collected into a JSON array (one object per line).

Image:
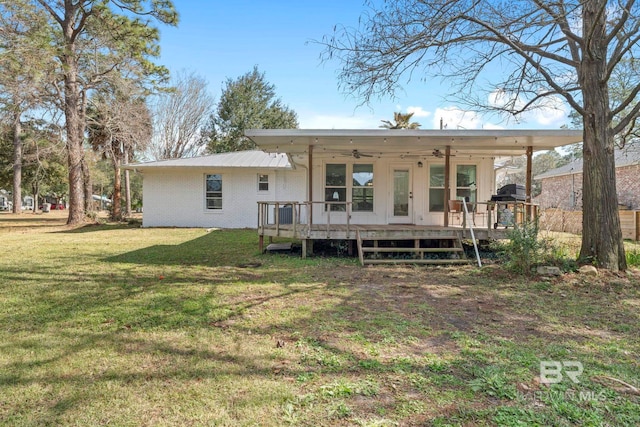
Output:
[
  {"xmin": 127, "ymin": 150, "xmax": 306, "ymax": 228},
  {"xmin": 128, "ymin": 129, "xmax": 583, "ymax": 259}
]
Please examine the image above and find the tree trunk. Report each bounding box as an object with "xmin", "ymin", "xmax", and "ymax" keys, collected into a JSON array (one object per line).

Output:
[
  {"xmin": 578, "ymin": 0, "xmax": 626, "ymax": 271},
  {"xmin": 111, "ymin": 159, "xmax": 122, "ymax": 221},
  {"xmin": 12, "ymin": 110, "xmax": 22, "ymax": 214},
  {"xmin": 124, "ymin": 149, "xmax": 132, "ymax": 217},
  {"xmin": 82, "ymin": 158, "xmax": 93, "ymax": 215},
  {"xmin": 32, "ymin": 183, "xmax": 39, "ymax": 215},
  {"xmin": 61, "ymin": 35, "xmax": 85, "ymax": 225}
]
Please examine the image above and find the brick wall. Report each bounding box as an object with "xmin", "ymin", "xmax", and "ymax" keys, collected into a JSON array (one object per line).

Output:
[{"xmin": 539, "ymin": 163, "xmax": 640, "ymax": 210}]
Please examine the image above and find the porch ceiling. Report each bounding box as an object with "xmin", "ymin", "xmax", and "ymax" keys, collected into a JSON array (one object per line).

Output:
[{"xmin": 246, "ymin": 129, "xmax": 583, "ymax": 157}]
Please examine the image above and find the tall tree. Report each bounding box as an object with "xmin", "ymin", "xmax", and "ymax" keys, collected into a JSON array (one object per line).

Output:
[
  {"xmin": 205, "ymin": 66, "xmax": 298, "ymax": 153},
  {"xmin": 31, "ymin": 0, "xmax": 177, "ymax": 225},
  {"xmin": 321, "ymin": 0, "xmax": 640, "ymax": 271},
  {"xmin": 0, "ymin": 1, "xmax": 53, "ymax": 213},
  {"xmin": 148, "ymin": 70, "xmax": 213, "ymax": 160},
  {"xmin": 379, "ymin": 112, "xmax": 421, "ymax": 129}
]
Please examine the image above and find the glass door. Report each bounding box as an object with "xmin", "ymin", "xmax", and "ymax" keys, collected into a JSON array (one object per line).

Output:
[{"xmin": 389, "ymin": 166, "xmax": 413, "ymax": 223}]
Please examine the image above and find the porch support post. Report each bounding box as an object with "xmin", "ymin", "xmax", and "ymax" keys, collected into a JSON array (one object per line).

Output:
[
  {"xmin": 526, "ymin": 146, "xmax": 533, "ymax": 221},
  {"xmin": 444, "ymin": 146, "xmax": 451, "ymax": 227},
  {"xmin": 302, "ymin": 239, "xmax": 313, "ymax": 258},
  {"xmin": 308, "ymin": 145, "xmax": 313, "ymax": 224}
]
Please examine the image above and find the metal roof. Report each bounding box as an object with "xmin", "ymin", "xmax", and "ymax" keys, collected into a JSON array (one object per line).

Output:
[
  {"xmin": 245, "ymin": 129, "xmax": 584, "ymax": 156},
  {"xmin": 126, "ymin": 150, "xmax": 293, "ymax": 170},
  {"xmin": 535, "ymin": 144, "xmax": 640, "ymax": 179}
]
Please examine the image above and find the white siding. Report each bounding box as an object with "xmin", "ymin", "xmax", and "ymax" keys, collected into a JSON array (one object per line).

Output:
[
  {"xmin": 142, "ymin": 167, "xmax": 306, "ymax": 228},
  {"xmin": 308, "ymin": 154, "xmax": 495, "ymax": 226}
]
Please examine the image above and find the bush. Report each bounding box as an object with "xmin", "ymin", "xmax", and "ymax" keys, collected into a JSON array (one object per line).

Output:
[
  {"xmin": 494, "ymin": 220, "xmax": 575, "ymax": 274},
  {"xmin": 627, "ymin": 249, "xmax": 640, "ymax": 267}
]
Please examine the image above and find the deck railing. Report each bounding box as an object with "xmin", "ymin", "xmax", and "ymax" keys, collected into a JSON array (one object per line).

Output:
[
  {"xmin": 257, "ymin": 200, "xmax": 539, "ymax": 238},
  {"xmin": 257, "ymin": 201, "xmax": 352, "ymax": 238}
]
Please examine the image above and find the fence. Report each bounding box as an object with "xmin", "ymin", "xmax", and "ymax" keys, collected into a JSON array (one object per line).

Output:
[{"xmin": 540, "ymin": 208, "xmax": 640, "ymax": 241}]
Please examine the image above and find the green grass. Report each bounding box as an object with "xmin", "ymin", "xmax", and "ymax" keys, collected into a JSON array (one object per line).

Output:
[{"xmin": 0, "ymin": 214, "xmax": 639, "ymax": 426}]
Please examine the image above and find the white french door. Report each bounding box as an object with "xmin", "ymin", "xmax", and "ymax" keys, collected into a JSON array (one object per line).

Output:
[{"xmin": 389, "ymin": 165, "xmax": 413, "ymax": 223}]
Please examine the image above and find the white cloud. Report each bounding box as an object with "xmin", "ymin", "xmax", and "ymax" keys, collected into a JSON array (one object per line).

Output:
[
  {"xmin": 298, "ymin": 114, "xmax": 380, "ymax": 129},
  {"xmin": 432, "ymin": 107, "xmax": 486, "ymax": 129},
  {"xmin": 488, "ymin": 89, "xmax": 569, "ymax": 127},
  {"xmin": 406, "ymin": 106, "xmax": 432, "ymax": 118},
  {"xmin": 526, "ymin": 95, "xmax": 568, "ymax": 126}
]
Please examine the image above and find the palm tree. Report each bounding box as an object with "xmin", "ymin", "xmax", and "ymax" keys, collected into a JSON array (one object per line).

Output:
[{"xmin": 379, "ymin": 112, "xmax": 421, "ymax": 129}]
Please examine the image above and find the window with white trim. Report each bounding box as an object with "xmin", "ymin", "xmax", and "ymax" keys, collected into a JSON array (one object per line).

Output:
[
  {"xmin": 352, "ymin": 164, "xmax": 374, "ymax": 211},
  {"xmin": 429, "ymin": 164, "xmax": 445, "ymax": 212},
  {"xmin": 325, "ymin": 164, "xmax": 346, "ymax": 211},
  {"xmin": 205, "ymin": 174, "xmax": 222, "ymax": 210},
  {"xmin": 258, "ymin": 174, "xmax": 269, "ymax": 191},
  {"xmin": 325, "ymin": 163, "xmax": 374, "ymax": 212},
  {"xmin": 456, "ymin": 165, "xmax": 477, "ymax": 203}
]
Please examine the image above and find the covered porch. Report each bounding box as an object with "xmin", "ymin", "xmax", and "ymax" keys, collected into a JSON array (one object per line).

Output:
[{"xmin": 247, "ymin": 129, "xmax": 582, "ymax": 263}]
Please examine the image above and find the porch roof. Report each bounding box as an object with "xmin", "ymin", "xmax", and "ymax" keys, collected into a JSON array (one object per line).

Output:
[{"xmin": 246, "ymin": 129, "xmax": 583, "ymax": 157}]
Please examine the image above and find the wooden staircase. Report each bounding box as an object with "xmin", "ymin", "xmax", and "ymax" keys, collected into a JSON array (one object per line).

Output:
[{"xmin": 356, "ymin": 231, "xmax": 469, "ymax": 266}]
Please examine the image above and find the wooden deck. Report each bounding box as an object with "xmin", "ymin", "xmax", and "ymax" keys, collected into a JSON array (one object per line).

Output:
[
  {"xmin": 259, "ymin": 222, "xmax": 509, "ymax": 241},
  {"xmin": 256, "ymin": 200, "xmax": 530, "ymax": 263}
]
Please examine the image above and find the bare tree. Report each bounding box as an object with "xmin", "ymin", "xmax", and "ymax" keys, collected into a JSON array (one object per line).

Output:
[
  {"xmin": 321, "ymin": 0, "xmax": 640, "ymax": 271},
  {"xmin": 149, "ymin": 71, "xmax": 214, "ymax": 160},
  {"xmin": 87, "ymin": 77, "xmax": 152, "ymax": 220}
]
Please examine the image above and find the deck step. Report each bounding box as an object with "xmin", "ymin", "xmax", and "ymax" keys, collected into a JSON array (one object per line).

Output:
[
  {"xmin": 360, "ymin": 247, "xmax": 464, "ymax": 253},
  {"xmin": 356, "ymin": 231, "xmax": 470, "ymax": 266},
  {"xmin": 266, "ymin": 242, "xmax": 293, "ymax": 252},
  {"xmin": 364, "ymin": 258, "xmax": 469, "ymax": 265}
]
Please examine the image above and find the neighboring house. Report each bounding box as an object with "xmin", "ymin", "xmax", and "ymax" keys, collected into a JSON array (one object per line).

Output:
[
  {"xmin": 127, "ymin": 150, "xmax": 306, "ymax": 228},
  {"xmin": 245, "ymin": 129, "xmax": 583, "ymax": 259},
  {"xmin": 0, "ymin": 189, "xmax": 11, "ymax": 211},
  {"xmin": 535, "ymin": 144, "xmax": 640, "ymax": 211}
]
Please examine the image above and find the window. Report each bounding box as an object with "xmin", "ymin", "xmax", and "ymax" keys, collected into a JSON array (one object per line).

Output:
[
  {"xmin": 352, "ymin": 164, "xmax": 374, "ymax": 211},
  {"xmin": 456, "ymin": 165, "xmax": 477, "ymax": 203},
  {"xmin": 429, "ymin": 164, "xmax": 445, "ymax": 212},
  {"xmin": 205, "ymin": 174, "xmax": 222, "ymax": 210},
  {"xmin": 325, "ymin": 164, "xmax": 347, "ymax": 211},
  {"xmin": 428, "ymin": 164, "xmax": 477, "ymax": 211},
  {"xmin": 258, "ymin": 174, "xmax": 269, "ymax": 191},
  {"xmin": 325, "ymin": 163, "xmax": 374, "ymax": 212}
]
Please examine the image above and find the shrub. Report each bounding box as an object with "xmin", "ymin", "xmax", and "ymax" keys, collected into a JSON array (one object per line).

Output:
[
  {"xmin": 494, "ymin": 220, "xmax": 576, "ymax": 275},
  {"xmin": 626, "ymin": 249, "xmax": 640, "ymax": 267}
]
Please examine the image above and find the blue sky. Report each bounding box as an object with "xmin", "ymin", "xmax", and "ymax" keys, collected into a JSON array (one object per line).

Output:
[{"xmin": 157, "ymin": 0, "xmax": 570, "ymax": 130}]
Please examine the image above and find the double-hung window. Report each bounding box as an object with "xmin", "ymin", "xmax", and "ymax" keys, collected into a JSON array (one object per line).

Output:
[
  {"xmin": 205, "ymin": 174, "xmax": 222, "ymax": 210},
  {"xmin": 352, "ymin": 164, "xmax": 374, "ymax": 212},
  {"xmin": 429, "ymin": 164, "xmax": 445, "ymax": 212},
  {"xmin": 325, "ymin": 163, "xmax": 374, "ymax": 211},
  {"xmin": 456, "ymin": 165, "xmax": 477, "ymax": 203},
  {"xmin": 258, "ymin": 174, "xmax": 269, "ymax": 191},
  {"xmin": 325, "ymin": 164, "xmax": 347, "ymax": 211},
  {"xmin": 428, "ymin": 164, "xmax": 477, "ymax": 211}
]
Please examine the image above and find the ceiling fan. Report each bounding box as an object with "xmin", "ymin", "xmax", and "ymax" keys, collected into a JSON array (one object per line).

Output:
[
  {"xmin": 431, "ymin": 149, "xmax": 455, "ymax": 158},
  {"xmin": 343, "ymin": 149, "xmax": 373, "ymax": 159}
]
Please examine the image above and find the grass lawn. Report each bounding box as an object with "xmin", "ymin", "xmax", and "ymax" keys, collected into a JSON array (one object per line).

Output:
[{"xmin": 1, "ymin": 212, "xmax": 639, "ymax": 426}]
